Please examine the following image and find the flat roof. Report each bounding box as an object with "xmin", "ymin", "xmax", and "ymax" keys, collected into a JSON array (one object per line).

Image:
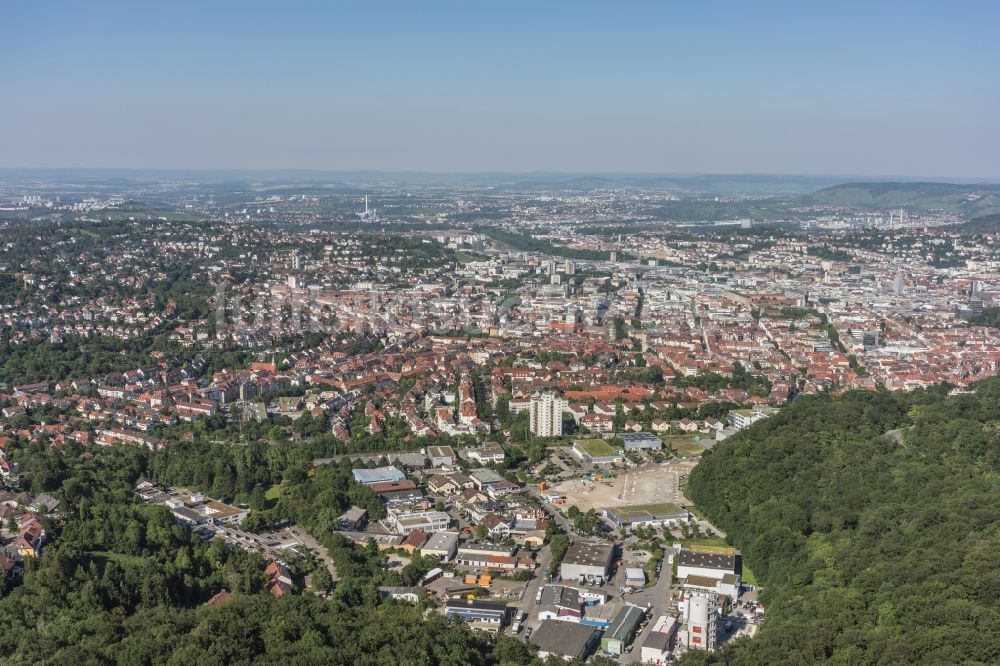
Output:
[
  {"xmin": 422, "ymin": 531, "xmax": 459, "ymax": 551},
  {"xmin": 679, "ymin": 549, "xmax": 738, "ymax": 572},
  {"xmin": 531, "ymin": 620, "xmax": 598, "ymax": 658},
  {"xmin": 574, "ymin": 438, "xmax": 619, "ymax": 457},
  {"xmin": 606, "ymin": 503, "xmax": 686, "ymax": 523},
  {"xmin": 469, "ymin": 468, "xmax": 504, "ymax": 484},
  {"xmin": 562, "ymin": 540, "xmax": 615, "ymax": 569},
  {"xmin": 644, "ymin": 630, "xmax": 671, "ymax": 651}
]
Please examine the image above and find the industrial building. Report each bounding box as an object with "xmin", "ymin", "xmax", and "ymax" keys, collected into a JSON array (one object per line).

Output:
[
  {"xmin": 601, "ymin": 603, "xmax": 645, "ymax": 656},
  {"xmin": 676, "ymin": 548, "xmax": 741, "ymax": 582},
  {"xmin": 559, "ymin": 540, "xmax": 615, "ymax": 584},
  {"xmin": 683, "ymin": 590, "xmax": 718, "ymax": 650},
  {"xmin": 641, "ymin": 616, "xmax": 679, "ymax": 664}
]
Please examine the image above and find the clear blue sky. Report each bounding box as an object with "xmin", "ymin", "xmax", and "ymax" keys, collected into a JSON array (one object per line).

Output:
[{"xmin": 3, "ymin": 1, "xmax": 998, "ymax": 177}]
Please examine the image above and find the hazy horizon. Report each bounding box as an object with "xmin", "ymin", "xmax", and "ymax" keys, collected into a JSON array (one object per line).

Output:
[{"xmin": 3, "ymin": 1, "xmax": 999, "ymax": 178}]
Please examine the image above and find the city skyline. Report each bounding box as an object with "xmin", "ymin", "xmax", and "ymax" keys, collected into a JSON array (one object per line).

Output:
[{"xmin": 3, "ymin": 1, "xmax": 999, "ymax": 177}]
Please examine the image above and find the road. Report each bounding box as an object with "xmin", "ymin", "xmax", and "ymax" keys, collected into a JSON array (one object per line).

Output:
[
  {"xmin": 619, "ymin": 548, "xmax": 675, "ymax": 664},
  {"xmin": 516, "ymin": 545, "xmax": 553, "ymax": 635}
]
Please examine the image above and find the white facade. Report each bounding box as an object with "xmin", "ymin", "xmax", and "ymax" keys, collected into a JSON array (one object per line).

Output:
[
  {"xmin": 683, "ymin": 591, "xmax": 717, "ymax": 650},
  {"xmin": 530, "ymin": 393, "xmax": 568, "ymax": 437}
]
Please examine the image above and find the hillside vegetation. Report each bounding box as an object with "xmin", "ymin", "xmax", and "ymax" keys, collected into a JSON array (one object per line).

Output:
[
  {"xmin": 951, "ymin": 212, "xmax": 1000, "ymax": 235},
  {"xmin": 680, "ymin": 381, "xmax": 1000, "ymax": 665},
  {"xmin": 806, "ymin": 181, "xmax": 1000, "ymax": 217}
]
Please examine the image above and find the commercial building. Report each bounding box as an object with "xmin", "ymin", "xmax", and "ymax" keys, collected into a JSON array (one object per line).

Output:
[
  {"xmin": 420, "ymin": 530, "xmax": 459, "ymax": 561},
  {"xmin": 465, "ymin": 442, "xmax": 506, "ymax": 465},
  {"xmin": 559, "ymin": 540, "xmax": 615, "ymax": 584},
  {"xmin": 352, "ymin": 466, "xmax": 406, "ymax": 485},
  {"xmin": 444, "ymin": 599, "xmax": 510, "ymax": 633},
  {"xmin": 619, "ymin": 431, "xmax": 664, "ymax": 451},
  {"xmin": 529, "ymin": 393, "xmax": 568, "ymax": 437},
  {"xmin": 387, "ymin": 508, "xmax": 450, "ymax": 535},
  {"xmin": 427, "ymin": 445, "xmax": 456, "ymax": 467},
  {"xmin": 571, "ymin": 438, "xmax": 624, "ymax": 464},
  {"xmin": 604, "ymin": 503, "xmax": 690, "ymax": 530}
]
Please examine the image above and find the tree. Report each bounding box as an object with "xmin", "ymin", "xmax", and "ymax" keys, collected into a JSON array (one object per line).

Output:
[{"xmin": 475, "ymin": 522, "xmax": 488, "ymax": 541}]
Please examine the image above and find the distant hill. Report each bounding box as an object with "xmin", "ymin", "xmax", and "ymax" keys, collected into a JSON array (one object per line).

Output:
[
  {"xmin": 950, "ymin": 212, "xmax": 1000, "ymax": 234},
  {"xmin": 805, "ymin": 181, "xmax": 1000, "ymax": 217}
]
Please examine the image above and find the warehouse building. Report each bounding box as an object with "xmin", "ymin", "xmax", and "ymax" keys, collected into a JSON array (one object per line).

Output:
[
  {"xmin": 601, "ymin": 603, "xmax": 645, "ymax": 656},
  {"xmin": 559, "ymin": 540, "xmax": 615, "ymax": 584},
  {"xmin": 530, "ymin": 620, "xmax": 600, "ymax": 660}
]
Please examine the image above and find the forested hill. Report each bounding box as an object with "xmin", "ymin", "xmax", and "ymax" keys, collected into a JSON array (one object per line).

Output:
[
  {"xmin": 951, "ymin": 212, "xmax": 1000, "ymax": 234},
  {"xmin": 680, "ymin": 381, "xmax": 1000, "ymax": 666},
  {"xmin": 804, "ymin": 181, "xmax": 1000, "ymax": 217}
]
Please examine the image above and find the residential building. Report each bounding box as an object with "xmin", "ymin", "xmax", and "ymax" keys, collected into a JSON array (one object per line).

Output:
[{"xmin": 529, "ymin": 393, "xmax": 567, "ymax": 437}]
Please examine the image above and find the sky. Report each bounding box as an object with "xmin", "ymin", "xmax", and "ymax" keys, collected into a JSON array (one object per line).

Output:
[{"xmin": 2, "ymin": 1, "xmax": 999, "ymax": 178}]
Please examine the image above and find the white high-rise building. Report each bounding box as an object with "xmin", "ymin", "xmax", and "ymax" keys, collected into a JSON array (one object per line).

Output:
[
  {"xmin": 683, "ymin": 590, "xmax": 718, "ymax": 650},
  {"xmin": 529, "ymin": 393, "xmax": 567, "ymax": 437}
]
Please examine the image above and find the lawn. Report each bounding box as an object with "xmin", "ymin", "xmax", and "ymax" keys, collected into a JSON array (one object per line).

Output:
[
  {"xmin": 264, "ymin": 483, "xmax": 284, "ymax": 500},
  {"xmin": 663, "ymin": 434, "xmax": 707, "ymax": 457},
  {"xmin": 680, "ymin": 535, "xmax": 731, "ymax": 550},
  {"xmin": 741, "ymin": 561, "xmax": 760, "ymax": 587}
]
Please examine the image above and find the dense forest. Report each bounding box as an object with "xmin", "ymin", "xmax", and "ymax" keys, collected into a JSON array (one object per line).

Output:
[
  {"xmin": 679, "ymin": 380, "xmax": 1000, "ymax": 665},
  {"xmin": 0, "ymin": 439, "xmax": 586, "ymax": 665}
]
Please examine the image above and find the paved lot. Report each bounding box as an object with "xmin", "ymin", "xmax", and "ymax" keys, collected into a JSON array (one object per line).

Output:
[{"xmin": 549, "ymin": 461, "xmax": 698, "ymax": 512}]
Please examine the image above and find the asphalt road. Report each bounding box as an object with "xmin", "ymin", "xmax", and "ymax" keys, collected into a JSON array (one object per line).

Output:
[
  {"xmin": 619, "ymin": 548, "xmax": 675, "ymax": 664},
  {"xmin": 516, "ymin": 545, "xmax": 552, "ymax": 635}
]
